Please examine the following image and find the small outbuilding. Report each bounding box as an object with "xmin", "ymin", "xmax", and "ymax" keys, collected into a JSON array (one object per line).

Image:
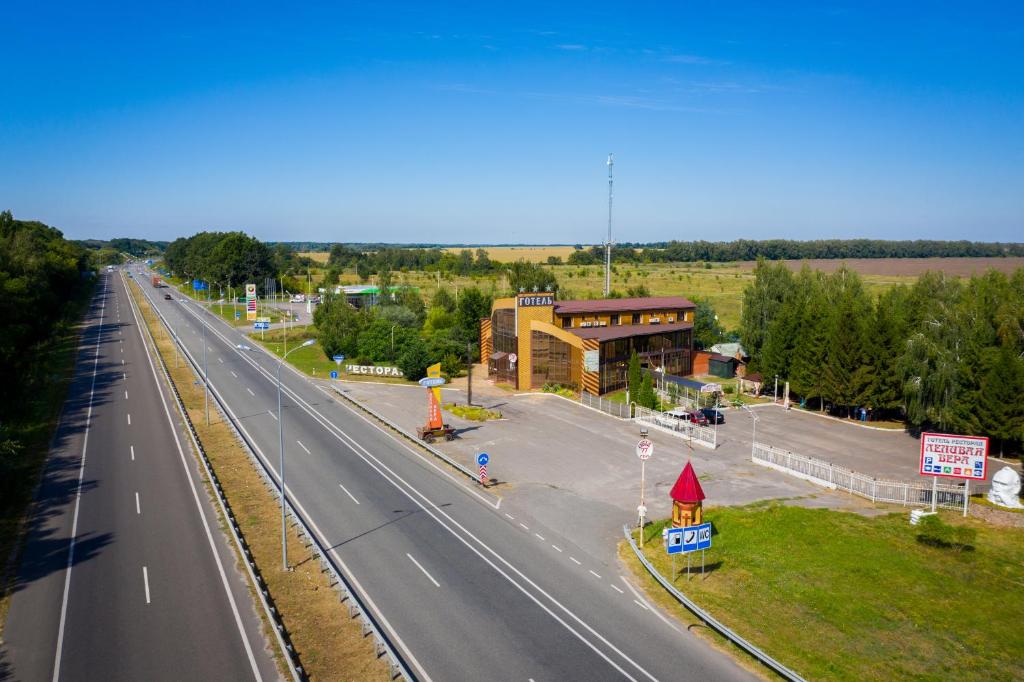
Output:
[{"xmin": 670, "ymin": 461, "xmax": 705, "ymax": 528}]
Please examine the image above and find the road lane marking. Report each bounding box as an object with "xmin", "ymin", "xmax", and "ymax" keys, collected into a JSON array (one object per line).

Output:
[
  {"xmin": 246, "ymin": 387, "xmax": 255, "ymax": 396},
  {"xmin": 296, "ymin": 440, "xmax": 310, "ymax": 454},
  {"xmin": 53, "ymin": 282, "xmax": 106, "ymax": 682},
  {"xmin": 338, "ymin": 483, "xmax": 360, "ymax": 504},
  {"xmin": 406, "ymin": 553, "xmax": 439, "ymax": 587},
  {"xmin": 505, "ymin": 513, "xmax": 515, "ymax": 520},
  {"xmin": 611, "ymin": 584, "xmax": 624, "ymax": 594},
  {"xmin": 130, "ymin": 445, "xmax": 135, "ymax": 461},
  {"xmin": 570, "ymin": 557, "xmax": 582, "ymax": 565},
  {"xmin": 127, "ymin": 413, "xmax": 131, "ymax": 425},
  {"xmin": 135, "ymin": 492, "xmax": 141, "ymax": 515},
  {"xmin": 143, "ymin": 566, "xmax": 151, "ymax": 603},
  {"xmin": 125, "ymin": 390, "xmax": 128, "ymax": 400},
  {"xmin": 551, "ymin": 545, "xmax": 563, "ymax": 553},
  {"xmin": 267, "ymin": 410, "xmax": 277, "ymax": 421},
  {"xmin": 519, "ymin": 523, "xmax": 529, "ymax": 530},
  {"xmin": 121, "ymin": 358, "xmax": 124, "ymax": 365},
  {"xmin": 534, "ymin": 533, "xmax": 545, "ymax": 541},
  {"xmin": 633, "ymin": 599, "xmax": 648, "ymax": 611},
  {"xmin": 231, "ymin": 370, "xmax": 238, "ymax": 378},
  {"xmin": 589, "ymin": 570, "xmax": 602, "ymax": 579},
  {"xmin": 218, "ymin": 356, "xmax": 223, "ymax": 363}
]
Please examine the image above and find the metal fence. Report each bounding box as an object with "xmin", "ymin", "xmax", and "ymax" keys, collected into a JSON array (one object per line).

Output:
[
  {"xmin": 580, "ymin": 391, "xmax": 631, "ymax": 419},
  {"xmin": 752, "ymin": 442, "xmax": 970, "ymax": 511},
  {"xmin": 633, "ymin": 405, "xmax": 718, "ymax": 449}
]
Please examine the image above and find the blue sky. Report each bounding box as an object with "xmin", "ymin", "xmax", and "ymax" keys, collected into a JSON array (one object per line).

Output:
[{"xmin": 1, "ymin": 2, "xmax": 1021, "ymax": 243}]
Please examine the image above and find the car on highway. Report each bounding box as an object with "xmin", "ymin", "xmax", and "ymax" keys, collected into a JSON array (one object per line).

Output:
[
  {"xmin": 700, "ymin": 407, "xmax": 725, "ymax": 424},
  {"xmin": 164, "ymin": 293, "xmax": 173, "ymax": 300}
]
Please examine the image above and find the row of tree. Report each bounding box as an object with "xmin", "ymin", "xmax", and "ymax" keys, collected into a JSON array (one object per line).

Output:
[
  {"xmin": 163, "ymin": 232, "xmax": 305, "ymax": 292},
  {"xmin": 740, "ymin": 259, "xmax": 1024, "ymax": 453}
]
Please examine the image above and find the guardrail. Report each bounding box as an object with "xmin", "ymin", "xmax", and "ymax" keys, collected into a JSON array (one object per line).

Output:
[
  {"xmin": 633, "ymin": 405, "xmax": 717, "ymax": 449},
  {"xmin": 752, "ymin": 442, "xmax": 970, "ymax": 511},
  {"xmin": 130, "ymin": 274, "xmax": 413, "ymax": 681},
  {"xmin": 327, "ymin": 386, "xmax": 487, "ymax": 486},
  {"xmin": 124, "ymin": 274, "xmax": 303, "ymax": 680},
  {"xmin": 623, "ymin": 525, "xmax": 806, "ymax": 682}
]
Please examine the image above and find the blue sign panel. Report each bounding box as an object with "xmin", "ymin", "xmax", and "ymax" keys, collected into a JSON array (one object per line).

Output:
[
  {"xmin": 418, "ymin": 377, "xmax": 446, "ymax": 388},
  {"xmin": 332, "ymin": 354, "xmax": 345, "ymax": 363},
  {"xmin": 477, "ymin": 453, "xmax": 490, "ymax": 467},
  {"xmin": 234, "ymin": 310, "xmax": 241, "ymax": 319},
  {"xmin": 253, "ymin": 321, "xmax": 270, "ymax": 331},
  {"xmin": 665, "ymin": 528, "xmax": 684, "ymax": 555},
  {"xmin": 192, "ymin": 279, "xmax": 208, "ymax": 291},
  {"xmin": 681, "ymin": 523, "xmax": 713, "ymax": 552},
  {"xmin": 330, "ymin": 370, "xmax": 339, "ymax": 379}
]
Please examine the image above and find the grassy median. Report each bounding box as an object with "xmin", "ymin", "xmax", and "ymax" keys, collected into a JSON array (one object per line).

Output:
[
  {"xmin": 622, "ymin": 503, "xmax": 1024, "ymax": 681},
  {"xmin": 128, "ymin": 277, "xmax": 390, "ymax": 681}
]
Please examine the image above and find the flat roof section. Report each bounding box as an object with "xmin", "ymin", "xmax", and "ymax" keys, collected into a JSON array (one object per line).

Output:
[
  {"xmin": 553, "ymin": 296, "xmax": 696, "ymax": 314},
  {"xmin": 567, "ymin": 321, "xmax": 693, "ymax": 342}
]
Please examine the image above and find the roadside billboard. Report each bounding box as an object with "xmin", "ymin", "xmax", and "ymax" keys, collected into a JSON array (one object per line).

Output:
[
  {"xmin": 245, "ymin": 283, "xmax": 257, "ymax": 321},
  {"xmin": 919, "ymin": 432, "xmax": 988, "ymax": 481}
]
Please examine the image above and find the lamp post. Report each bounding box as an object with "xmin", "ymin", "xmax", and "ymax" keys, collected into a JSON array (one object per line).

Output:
[
  {"xmin": 774, "ymin": 375, "xmax": 779, "ymax": 403},
  {"xmin": 202, "ymin": 314, "xmax": 209, "ymax": 425},
  {"xmin": 277, "ymin": 339, "xmax": 316, "ymax": 570},
  {"xmin": 637, "ymin": 426, "xmax": 650, "ymax": 546},
  {"xmin": 391, "ymin": 324, "xmax": 397, "ymax": 356},
  {"xmin": 741, "ymin": 404, "xmax": 759, "ymax": 458}
]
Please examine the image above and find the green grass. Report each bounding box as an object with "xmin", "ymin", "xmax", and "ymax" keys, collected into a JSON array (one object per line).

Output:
[
  {"xmin": 443, "ymin": 403, "xmax": 502, "ymax": 421},
  {"xmin": 251, "ymin": 326, "xmax": 414, "ymax": 384},
  {"xmin": 1, "ymin": 279, "xmax": 96, "ymax": 631},
  {"xmin": 627, "ymin": 504, "xmax": 1024, "ymax": 681}
]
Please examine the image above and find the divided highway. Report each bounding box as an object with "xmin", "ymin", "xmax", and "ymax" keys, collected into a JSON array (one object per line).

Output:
[
  {"xmin": 137, "ymin": 267, "xmax": 753, "ymax": 682},
  {"xmin": 1, "ymin": 271, "xmax": 279, "ymax": 681}
]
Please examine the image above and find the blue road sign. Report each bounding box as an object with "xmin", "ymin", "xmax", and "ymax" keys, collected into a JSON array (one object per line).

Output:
[
  {"xmin": 681, "ymin": 522, "xmax": 713, "ymax": 552},
  {"xmin": 330, "ymin": 370, "xmax": 339, "ymax": 379},
  {"xmin": 665, "ymin": 528, "xmax": 684, "ymax": 555},
  {"xmin": 697, "ymin": 522, "xmax": 712, "ymax": 550},
  {"xmin": 477, "ymin": 453, "xmax": 490, "ymax": 467},
  {"xmin": 234, "ymin": 310, "xmax": 241, "ymax": 320},
  {"xmin": 253, "ymin": 321, "xmax": 270, "ymax": 331},
  {"xmin": 192, "ymin": 279, "xmax": 208, "ymax": 291},
  {"xmin": 333, "ymin": 354, "xmax": 345, "ymax": 362}
]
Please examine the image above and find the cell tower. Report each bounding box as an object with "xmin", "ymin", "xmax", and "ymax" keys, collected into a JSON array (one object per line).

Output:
[{"xmin": 604, "ymin": 153, "xmax": 614, "ymax": 297}]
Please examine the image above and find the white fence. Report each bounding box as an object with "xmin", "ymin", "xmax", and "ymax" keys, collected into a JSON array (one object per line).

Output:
[
  {"xmin": 634, "ymin": 405, "xmax": 718, "ymax": 449},
  {"xmin": 580, "ymin": 391, "xmax": 631, "ymax": 419},
  {"xmin": 752, "ymin": 443, "xmax": 970, "ymax": 511}
]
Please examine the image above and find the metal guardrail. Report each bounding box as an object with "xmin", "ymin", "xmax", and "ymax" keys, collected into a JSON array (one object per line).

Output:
[
  {"xmin": 123, "ymin": 274, "xmax": 303, "ymax": 680},
  {"xmin": 131, "ymin": 274, "xmax": 413, "ymax": 681},
  {"xmin": 327, "ymin": 386, "xmax": 487, "ymax": 485},
  {"xmin": 622, "ymin": 525, "xmax": 806, "ymax": 682},
  {"xmin": 752, "ymin": 442, "xmax": 971, "ymax": 511}
]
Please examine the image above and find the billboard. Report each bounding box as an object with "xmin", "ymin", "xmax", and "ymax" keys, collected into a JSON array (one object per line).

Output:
[
  {"xmin": 919, "ymin": 432, "xmax": 988, "ymax": 480},
  {"xmin": 245, "ymin": 283, "xmax": 257, "ymax": 321}
]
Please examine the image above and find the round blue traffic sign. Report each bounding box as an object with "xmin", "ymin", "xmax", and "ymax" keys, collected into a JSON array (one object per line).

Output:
[
  {"xmin": 477, "ymin": 453, "xmax": 489, "ymax": 466},
  {"xmin": 329, "ymin": 370, "xmax": 339, "ymax": 379}
]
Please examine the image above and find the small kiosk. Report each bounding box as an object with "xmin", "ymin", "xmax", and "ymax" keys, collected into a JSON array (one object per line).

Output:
[{"xmin": 670, "ymin": 461, "xmax": 705, "ymax": 528}]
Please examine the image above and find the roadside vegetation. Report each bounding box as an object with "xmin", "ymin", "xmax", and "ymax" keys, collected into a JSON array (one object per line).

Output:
[
  {"xmin": 127, "ymin": 276, "xmax": 390, "ymax": 680},
  {"xmin": 0, "ymin": 211, "xmax": 94, "ymax": 630},
  {"xmin": 443, "ymin": 403, "xmax": 502, "ymax": 421},
  {"xmin": 741, "ymin": 259, "xmax": 1024, "ymax": 454},
  {"xmin": 624, "ymin": 504, "xmax": 1024, "ymax": 681}
]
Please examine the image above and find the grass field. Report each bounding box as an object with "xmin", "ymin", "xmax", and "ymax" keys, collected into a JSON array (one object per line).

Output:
[
  {"xmin": 626, "ymin": 504, "xmax": 1024, "ymax": 681},
  {"xmin": 443, "ymin": 245, "xmax": 586, "ymax": 262}
]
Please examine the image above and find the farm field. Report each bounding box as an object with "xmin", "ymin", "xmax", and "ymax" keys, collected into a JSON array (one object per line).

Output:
[
  {"xmin": 442, "ymin": 245, "xmax": 585, "ymax": 262},
  {"xmin": 736, "ymin": 256, "xmax": 1024, "ymax": 277}
]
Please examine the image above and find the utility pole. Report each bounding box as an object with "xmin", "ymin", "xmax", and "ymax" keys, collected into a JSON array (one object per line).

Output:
[
  {"xmin": 604, "ymin": 153, "xmax": 614, "ymax": 297},
  {"xmin": 467, "ymin": 342, "xmax": 473, "ymax": 406}
]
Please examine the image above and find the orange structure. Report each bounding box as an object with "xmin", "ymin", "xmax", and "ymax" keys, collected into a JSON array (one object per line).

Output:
[{"xmin": 670, "ymin": 461, "xmax": 705, "ymax": 528}]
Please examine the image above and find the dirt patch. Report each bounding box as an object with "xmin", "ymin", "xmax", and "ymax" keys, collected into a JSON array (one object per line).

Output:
[{"xmin": 736, "ymin": 257, "xmax": 1024, "ymax": 277}]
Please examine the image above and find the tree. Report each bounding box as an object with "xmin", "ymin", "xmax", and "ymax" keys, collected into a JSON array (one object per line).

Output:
[
  {"xmin": 313, "ymin": 297, "xmax": 368, "ymax": 360},
  {"xmin": 627, "ymin": 350, "xmax": 641, "ymax": 401},
  {"xmin": 692, "ymin": 298, "xmax": 725, "ymax": 350},
  {"xmin": 865, "ymin": 286, "xmax": 910, "ymax": 419},
  {"xmin": 397, "ymin": 337, "xmax": 431, "ymax": 380},
  {"xmin": 452, "ymin": 287, "xmax": 493, "ymax": 355},
  {"xmin": 976, "ymin": 347, "xmax": 1024, "ymax": 456},
  {"xmin": 740, "ymin": 258, "xmax": 794, "ymax": 370},
  {"xmin": 638, "ymin": 373, "xmax": 657, "ymax": 409},
  {"xmin": 432, "ymin": 287, "xmax": 456, "ymax": 312},
  {"xmin": 506, "ymin": 259, "xmax": 558, "ymax": 294},
  {"xmin": 820, "ymin": 267, "xmax": 873, "ymax": 414}
]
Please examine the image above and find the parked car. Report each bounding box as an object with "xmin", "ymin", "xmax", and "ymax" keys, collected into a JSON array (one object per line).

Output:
[
  {"xmin": 164, "ymin": 293, "xmax": 173, "ymax": 300},
  {"xmin": 700, "ymin": 408, "xmax": 725, "ymax": 424},
  {"xmin": 665, "ymin": 408, "xmax": 708, "ymax": 426}
]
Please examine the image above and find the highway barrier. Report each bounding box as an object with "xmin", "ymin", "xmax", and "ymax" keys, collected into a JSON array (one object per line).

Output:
[
  {"xmin": 129, "ymin": 274, "xmax": 413, "ymax": 681},
  {"xmin": 623, "ymin": 525, "xmax": 806, "ymax": 682}
]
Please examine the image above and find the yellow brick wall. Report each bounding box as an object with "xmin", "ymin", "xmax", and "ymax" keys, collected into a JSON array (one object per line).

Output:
[{"xmin": 515, "ymin": 293, "xmax": 556, "ymax": 389}]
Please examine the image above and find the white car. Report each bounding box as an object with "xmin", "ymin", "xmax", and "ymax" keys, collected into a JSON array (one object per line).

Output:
[{"xmin": 290, "ymin": 294, "xmax": 305, "ymax": 303}]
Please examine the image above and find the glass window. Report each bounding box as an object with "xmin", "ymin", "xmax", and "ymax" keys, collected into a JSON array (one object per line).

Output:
[
  {"xmin": 631, "ymin": 313, "xmax": 641, "ymax": 324},
  {"xmin": 611, "ymin": 314, "xmax": 620, "ymax": 325},
  {"xmin": 561, "ymin": 316, "xmax": 572, "ymax": 328}
]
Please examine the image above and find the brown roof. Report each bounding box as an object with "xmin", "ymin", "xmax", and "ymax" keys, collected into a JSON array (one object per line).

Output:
[
  {"xmin": 568, "ymin": 321, "xmax": 693, "ymax": 342},
  {"xmin": 553, "ymin": 296, "xmax": 696, "ymax": 315}
]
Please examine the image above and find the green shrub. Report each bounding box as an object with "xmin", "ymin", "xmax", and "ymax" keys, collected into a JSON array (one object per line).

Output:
[{"xmin": 915, "ymin": 515, "xmax": 976, "ymax": 552}]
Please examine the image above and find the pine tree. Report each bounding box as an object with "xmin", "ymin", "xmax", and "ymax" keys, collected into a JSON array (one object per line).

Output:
[
  {"xmin": 821, "ymin": 267, "xmax": 872, "ymax": 415},
  {"xmin": 627, "ymin": 350, "xmax": 641, "ymax": 401},
  {"xmin": 638, "ymin": 373, "xmax": 657, "ymax": 409},
  {"xmin": 740, "ymin": 258, "xmax": 794, "ymax": 370}
]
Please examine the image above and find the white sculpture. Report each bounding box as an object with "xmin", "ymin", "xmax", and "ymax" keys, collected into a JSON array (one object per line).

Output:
[{"xmin": 987, "ymin": 466, "xmax": 1024, "ymax": 509}]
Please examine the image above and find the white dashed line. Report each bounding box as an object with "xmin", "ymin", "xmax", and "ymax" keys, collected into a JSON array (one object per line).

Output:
[
  {"xmin": 504, "ymin": 513, "xmax": 515, "ymax": 520},
  {"xmin": 534, "ymin": 533, "xmax": 545, "ymax": 541},
  {"xmin": 551, "ymin": 545, "xmax": 563, "ymax": 553},
  {"xmin": 267, "ymin": 410, "xmax": 277, "ymax": 421},
  {"xmin": 230, "ymin": 370, "xmax": 238, "ymax": 378},
  {"xmin": 135, "ymin": 492, "xmax": 141, "ymax": 515},
  {"xmin": 296, "ymin": 440, "xmax": 310, "ymax": 455},
  {"xmin": 569, "ymin": 557, "xmax": 582, "ymax": 565},
  {"xmin": 124, "ymin": 390, "xmax": 128, "ymax": 400},
  {"xmin": 246, "ymin": 387, "xmax": 254, "ymax": 396},
  {"xmin": 406, "ymin": 553, "xmax": 439, "ymax": 587},
  {"xmin": 519, "ymin": 523, "xmax": 529, "ymax": 530},
  {"xmin": 143, "ymin": 567, "xmax": 151, "ymax": 604},
  {"xmin": 611, "ymin": 584, "xmax": 624, "ymax": 594},
  {"xmin": 218, "ymin": 357, "xmax": 223, "ymax": 363},
  {"xmin": 130, "ymin": 445, "xmax": 135, "ymax": 461},
  {"xmin": 589, "ymin": 570, "xmax": 602, "ymax": 579},
  {"xmin": 338, "ymin": 483, "xmax": 360, "ymax": 504},
  {"xmin": 633, "ymin": 599, "xmax": 649, "ymax": 610},
  {"xmin": 127, "ymin": 414, "xmax": 131, "ymax": 425}
]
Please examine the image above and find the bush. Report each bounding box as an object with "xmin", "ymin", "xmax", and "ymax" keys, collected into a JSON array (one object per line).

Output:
[{"xmin": 915, "ymin": 515, "xmax": 976, "ymax": 552}]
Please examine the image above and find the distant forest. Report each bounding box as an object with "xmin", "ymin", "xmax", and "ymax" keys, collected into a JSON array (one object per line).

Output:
[{"xmin": 282, "ymin": 239, "xmax": 1024, "ymax": 263}]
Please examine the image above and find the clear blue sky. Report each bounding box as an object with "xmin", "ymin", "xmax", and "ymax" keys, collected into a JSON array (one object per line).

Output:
[{"xmin": 2, "ymin": 2, "xmax": 1021, "ymax": 244}]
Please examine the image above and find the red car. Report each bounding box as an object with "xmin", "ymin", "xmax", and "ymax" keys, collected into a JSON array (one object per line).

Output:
[{"xmin": 667, "ymin": 408, "xmax": 709, "ymax": 426}]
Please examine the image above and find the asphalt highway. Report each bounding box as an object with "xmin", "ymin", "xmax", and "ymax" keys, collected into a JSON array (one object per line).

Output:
[
  {"xmin": 1, "ymin": 271, "xmax": 279, "ymax": 681},
  {"xmin": 135, "ymin": 266, "xmax": 754, "ymax": 682}
]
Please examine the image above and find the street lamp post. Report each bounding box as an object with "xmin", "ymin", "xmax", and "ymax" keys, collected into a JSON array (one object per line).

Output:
[
  {"xmin": 202, "ymin": 315, "xmax": 209, "ymax": 425},
  {"xmin": 774, "ymin": 375, "xmax": 779, "ymax": 403},
  {"xmin": 741, "ymin": 404, "xmax": 759, "ymax": 458},
  {"xmin": 276, "ymin": 339, "xmax": 316, "ymax": 571}
]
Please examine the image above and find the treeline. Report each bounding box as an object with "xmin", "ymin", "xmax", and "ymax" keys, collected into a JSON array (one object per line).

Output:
[
  {"xmin": 314, "ymin": 285, "xmax": 492, "ymax": 380},
  {"xmin": 163, "ymin": 231, "xmax": 313, "ymax": 292},
  {"xmin": 741, "ymin": 259, "xmax": 1024, "ymax": 452},
  {"xmin": 78, "ymin": 237, "xmax": 167, "ymax": 256},
  {"xmin": 566, "ymin": 239, "xmax": 1024, "ymax": 265}
]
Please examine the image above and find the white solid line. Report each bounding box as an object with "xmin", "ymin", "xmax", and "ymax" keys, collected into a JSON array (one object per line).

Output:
[
  {"xmin": 135, "ymin": 492, "xmax": 141, "ymax": 515},
  {"xmin": 406, "ymin": 553, "xmax": 440, "ymax": 587},
  {"xmin": 611, "ymin": 584, "xmax": 624, "ymax": 594},
  {"xmin": 633, "ymin": 599, "xmax": 648, "ymax": 610},
  {"xmin": 589, "ymin": 570, "xmax": 602, "ymax": 579},
  {"xmin": 230, "ymin": 370, "xmax": 238, "ymax": 378},
  {"xmin": 338, "ymin": 483, "xmax": 360, "ymax": 504},
  {"xmin": 53, "ymin": 282, "xmax": 106, "ymax": 682},
  {"xmin": 267, "ymin": 410, "xmax": 277, "ymax": 421},
  {"xmin": 519, "ymin": 523, "xmax": 529, "ymax": 530},
  {"xmin": 570, "ymin": 557, "xmax": 582, "ymax": 565},
  {"xmin": 551, "ymin": 545, "xmax": 563, "ymax": 553},
  {"xmin": 246, "ymin": 387, "xmax": 254, "ymax": 396},
  {"xmin": 296, "ymin": 440, "xmax": 310, "ymax": 454},
  {"xmin": 127, "ymin": 413, "xmax": 131, "ymax": 425},
  {"xmin": 130, "ymin": 445, "xmax": 135, "ymax": 461},
  {"xmin": 143, "ymin": 566, "xmax": 151, "ymax": 603},
  {"xmin": 534, "ymin": 533, "xmax": 545, "ymax": 541}
]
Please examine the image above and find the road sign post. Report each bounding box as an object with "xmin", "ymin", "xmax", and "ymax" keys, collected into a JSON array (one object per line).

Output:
[
  {"xmin": 636, "ymin": 437, "xmax": 654, "ymax": 546},
  {"xmin": 919, "ymin": 432, "xmax": 988, "ymax": 515},
  {"xmin": 477, "ymin": 453, "xmax": 489, "ymax": 485}
]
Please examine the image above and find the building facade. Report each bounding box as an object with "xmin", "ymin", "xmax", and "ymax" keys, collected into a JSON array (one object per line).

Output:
[{"xmin": 480, "ymin": 293, "xmax": 696, "ymax": 395}]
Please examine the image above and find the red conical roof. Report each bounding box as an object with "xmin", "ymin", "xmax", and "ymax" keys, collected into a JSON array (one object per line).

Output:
[{"xmin": 670, "ymin": 461, "xmax": 705, "ymax": 503}]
